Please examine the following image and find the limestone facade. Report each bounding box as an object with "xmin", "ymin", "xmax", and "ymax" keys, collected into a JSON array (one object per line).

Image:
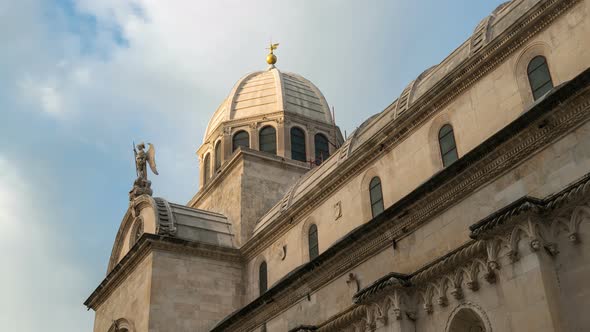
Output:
[{"xmin": 85, "ymin": 0, "xmax": 590, "ymax": 331}]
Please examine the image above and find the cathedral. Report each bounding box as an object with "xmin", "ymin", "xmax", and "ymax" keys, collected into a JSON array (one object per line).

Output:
[{"xmin": 85, "ymin": 0, "xmax": 590, "ymax": 331}]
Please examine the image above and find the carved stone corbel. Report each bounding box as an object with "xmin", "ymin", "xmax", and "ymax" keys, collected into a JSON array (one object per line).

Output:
[
  {"xmin": 450, "ymin": 287, "xmax": 463, "ymax": 301},
  {"xmin": 423, "ymin": 303, "xmax": 433, "ymax": 314},
  {"xmin": 346, "ymin": 273, "xmax": 360, "ymax": 293}
]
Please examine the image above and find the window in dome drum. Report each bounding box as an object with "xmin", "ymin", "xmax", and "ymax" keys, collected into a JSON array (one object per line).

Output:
[
  {"xmin": 259, "ymin": 126, "xmax": 277, "ymax": 155},
  {"xmin": 214, "ymin": 141, "xmax": 221, "ymax": 171},
  {"xmin": 290, "ymin": 127, "xmax": 307, "ymax": 162},
  {"xmin": 314, "ymin": 133, "xmax": 330, "ymax": 165},
  {"xmin": 232, "ymin": 130, "xmax": 250, "ymax": 152}
]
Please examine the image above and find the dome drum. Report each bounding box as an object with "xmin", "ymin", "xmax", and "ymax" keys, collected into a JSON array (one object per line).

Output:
[{"xmin": 197, "ymin": 67, "xmax": 343, "ymax": 189}]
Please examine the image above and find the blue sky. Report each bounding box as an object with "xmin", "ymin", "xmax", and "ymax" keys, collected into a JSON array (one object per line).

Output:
[{"xmin": 0, "ymin": 0, "xmax": 506, "ymax": 330}]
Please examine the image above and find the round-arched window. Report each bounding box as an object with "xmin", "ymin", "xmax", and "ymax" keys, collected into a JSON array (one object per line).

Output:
[
  {"xmin": 438, "ymin": 124, "xmax": 458, "ymax": 167},
  {"xmin": 308, "ymin": 224, "xmax": 319, "ymax": 260},
  {"xmin": 290, "ymin": 127, "xmax": 307, "ymax": 162},
  {"xmin": 448, "ymin": 308, "xmax": 486, "ymax": 332},
  {"xmin": 369, "ymin": 177, "xmax": 384, "ymax": 218},
  {"xmin": 527, "ymin": 56, "xmax": 553, "ymax": 101},
  {"xmin": 214, "ymin": 140, "xmax": 222, "ymax": 171},
  {"xmin": 259, "ymin": 126, "xmax": 277, "ymax": 155},
  {"xmin": 232, "ymin": 130, "xmax": 250, "ymax": 152},
  {"xmin": 314, "ymin": 133, "xmax": 330, "ymax": 165}
]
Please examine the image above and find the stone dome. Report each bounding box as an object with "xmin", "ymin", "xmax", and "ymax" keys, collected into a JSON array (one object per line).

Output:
[{"xmin": 204, "ymin": 67, "xmax": 333, "ymax": 140}]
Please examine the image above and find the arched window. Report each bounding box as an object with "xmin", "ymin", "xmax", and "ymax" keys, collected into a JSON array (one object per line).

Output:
[
  {"xmin": 314, "ymin": 133, "xmax": 330, "ymax": 165},
  {"xmin": 369, "ymin": 177, "xmax": 384, "ymax": 218},
  {"xmin": 108, "ymin": 318, "xmax": 133, "ymax": 332},
  {"xmin": 203, "ymin": 153, "xmax": 211, "ymax": 186},
  {"xmin": 259, "ymin": 261, "xmax": 268, "ymax": 295},
  {"xmin": 527, "ymin": 56, "xmax": 553, "ymax": 101},
  {"xmin": 448, "ymin": 308, "xmax": 486, "ymax": 332},
  {"xmin": 438, "ymin": 124, "xmax": 458, "ymax": 167},
  {"xmin": 290, "ymin": 127, "xmax": 307, "ymax": 162},
  {"xmin": 214, "ymin": 140, "xmax": 222, "ymax": 171},
  {"xmin": 232, "ymin": 130, "xmax": 250, "ymax": 152},
  {"xmin": 259, "ymin": 126, "xmax": 277, "ymax": 155},
  {"xmin": 308, "ymin": 224, "xmax": 319, "ymax": 260}
]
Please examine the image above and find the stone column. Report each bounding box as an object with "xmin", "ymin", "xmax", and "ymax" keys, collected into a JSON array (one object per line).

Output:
[
  {"xmin": 307, "ymin": 125, "xmax": 315, "ymax": 163},
  {"xmin": 276, "ymin": 118, "xmax": 286, "ymax": 158},
  {"xmin": 249, "ymin": 122, "xmax": 259, "ymax": 151},
  {"xmin": 223, "ymin": 127, "xmax": 232, "ymax": 161},
  {"xmin": 284, "ymin": 120, "xmax": 292, "ymax": 159}
]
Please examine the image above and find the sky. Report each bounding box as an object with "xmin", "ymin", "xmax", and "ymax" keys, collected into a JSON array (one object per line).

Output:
[{"xmin": 0, "ymin": 0, "xmax": 506, "ymax": 330}]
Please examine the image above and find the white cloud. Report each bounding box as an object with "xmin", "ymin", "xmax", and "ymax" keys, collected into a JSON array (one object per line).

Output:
[
  {"xmin": 0, "ymin": 156, "xmax": 93, "ymax": 331},
  {"xmin": 18, "ymin": 76, "xmax": 65, "ymax": 116}
]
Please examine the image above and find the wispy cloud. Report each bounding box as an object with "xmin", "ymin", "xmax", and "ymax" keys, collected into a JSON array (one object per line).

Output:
[
  {"xmin": 18, "ymin": 76, "xmax": 65, "ymax": 116},
  {"xmin": 0, "ymin": 156, "xmax": 94, "ymax": 330}
]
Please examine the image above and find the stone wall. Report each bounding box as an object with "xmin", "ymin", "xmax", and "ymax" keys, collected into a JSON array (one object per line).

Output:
[
  {"xmin": 194, "ymin": 150, "xmax": 307, "ymax": 246},
  {"xmin": 148, "ymin": 250, "xmax": 243, "ymax": 332},
  {"xmin": 244, "ymin": 0, "xmax": 590, "ymax": 303},
  {"xmin": 93, "ymin": 254, "xmax": 153, "ymax": 332}
]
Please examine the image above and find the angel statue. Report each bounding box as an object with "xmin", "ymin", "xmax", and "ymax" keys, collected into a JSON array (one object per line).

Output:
[
  {"xmin": 134, "ymin": 142, "xmax": 158, "ymax": 180},
  {"xmin": 129, "ymin": 142, "xmax": 158, "ymax": 200}
]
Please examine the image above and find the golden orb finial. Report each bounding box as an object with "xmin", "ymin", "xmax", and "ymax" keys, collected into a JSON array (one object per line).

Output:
[{"xmin": 266, "ymin": 42, "xmax": 279, "ymax": 65}]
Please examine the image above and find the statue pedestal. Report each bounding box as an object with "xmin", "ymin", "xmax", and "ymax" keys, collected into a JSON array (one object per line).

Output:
[{"xmin": 129, "ymin": 178, "xmax": 153, "ymax": 200}]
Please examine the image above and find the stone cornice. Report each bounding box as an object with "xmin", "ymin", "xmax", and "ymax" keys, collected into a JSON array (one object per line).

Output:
[
  {"xmin": 211, "ymin": 68, "xmax": 590, "ymax": 331},
  {"xmin": 316, "ymin": 305, "xmax": 367, "ymax": 332},
  {"xmin": 201, "ymin": 110, "xmax": 340, "ymax": 150},
  {"xmin": 188, "ymin": 147, "xmax": 309, "ymax": 207},
  {"xmin": 309, "ymin": 171, "xmax": 590, "ymax": 328},
  {"xmin": 84, "ymin": 234, "xmax": 241, "ymax": 310},
  {"xmin": 470, "ymin": 173, "xmax": 590, "ymax": 239},
  {"xmin": 240, "ymin": 0, "xmax": 582, "ymax": 260},
  {"xmin": 347, "ymin": 171, "xmax": 590, "ymax": 321}
]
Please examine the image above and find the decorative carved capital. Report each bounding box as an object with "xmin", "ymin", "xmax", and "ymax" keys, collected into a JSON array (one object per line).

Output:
[
  {"xmin": 406, "ymin": 311, "xmax": 417, "ymax": 321},
  {"xmin": 484, "ymin": 269, "xmax": 497, "ymax": 284},
  {"xmin": 423, "ymin": 303, "xmax": 433, "ymax": 314},
  {"xmin": 487, "ymin": 260, "xmax": 499, "ymax": 271},
  {"xmin": 568, "ymin": 232, "xmax": 579, "ymax": 243},
  {"xmin": 508, "ymin": 250, "xmax": 519, "ymax": 262},
  {"xmin": 466, "ymin": 280, "xmax": 479, "ymax": 291},
  {"xmin": 346, "ymin": 273, "xmax": 360, "ymax": 293},
  {"xmin": 450, "ymin": 287, "xmax": 463, "ymax": 300},
  {"xmin": 530, "ymin": 238, "xmax": 542, "ymax": 251},
  {"xmin": 544, "ymin": 243, "xmax": 559, "ymax": 256}
]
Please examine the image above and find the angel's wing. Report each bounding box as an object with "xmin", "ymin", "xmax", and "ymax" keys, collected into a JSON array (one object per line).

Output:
[
  {"xmin": 147, "ymin": 143, "xmax": 159, "ymax": 175},
  {"xmin": 271, "ymin": 43, "xmax": 279, "ymax": 50}
]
